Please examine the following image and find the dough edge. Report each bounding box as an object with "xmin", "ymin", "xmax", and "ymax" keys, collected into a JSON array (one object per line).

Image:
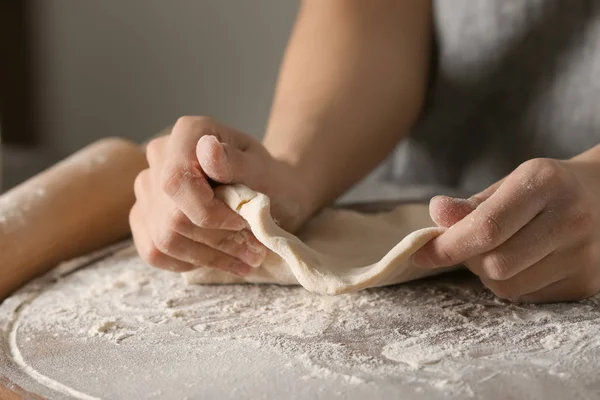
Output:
[{"xmin": 184, "ymin": 185, "xmax": 449, "ymax": 295}]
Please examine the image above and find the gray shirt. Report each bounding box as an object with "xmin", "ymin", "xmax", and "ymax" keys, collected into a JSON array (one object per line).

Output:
[{"xmin": 389, "ymin": 0, "xmax": 600, "ymax": 194}]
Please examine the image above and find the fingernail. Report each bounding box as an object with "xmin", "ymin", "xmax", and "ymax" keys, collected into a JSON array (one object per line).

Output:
[
  {"xmin": 198, "ymin": 135, "xmax": 220, "ymax": 152},
  {"xmin": 204, "ymin": 135, "xmax": 219, "ymax": 144},
  {"xmin": 412, "ymin": 250, "xmax": 434, "ymax": 268}
]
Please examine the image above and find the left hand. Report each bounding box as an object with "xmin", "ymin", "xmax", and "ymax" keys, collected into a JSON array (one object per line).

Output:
[{"xmin": 412, "ymin": 150, "xmax": 600, "ymax": 303}]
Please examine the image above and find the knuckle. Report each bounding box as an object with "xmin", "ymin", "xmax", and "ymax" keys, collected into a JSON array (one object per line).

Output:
[
  {"xmin": 161, "ymin": 168, "xmax": 184, "ymax": 197},
  {"xmin": 142, "ymin": 245, "xmax": 164, "ymax": 267},
  {"xmin": 566, "ymin": 200, "xmax": 596, "ymax": 235},
  {"xmin": 526, "ymin": 158, "xmax": 567, "ymax": 190},
  {"xmin": 128, "ymin": 204, "xmax": 139, "ymax": 227},
  {"xmin": 481, "ymin": 252, "xmax": 511, "ymax": 280},
  {"xmin": 475, "ymin": 212, "xmax": 504, "ymax": 247},
  {"xmin": 522, "ymin": 157, "xmax": 552, "ymax": 172},
  {"xmin": 145, "ymin": 138, "xmax": 161, "ymax": 164},
  {"xmin": 133, "ymin": 169, "xmax": 149, "ymax": 198},
  {"xmin": 154, "ymin": 230, "xmax": 177, "ymax": 253},
  {"xmin": 175, "ymin": 115, "xmax": 215, "ymax": 132},
  {"xmin": 195, "ymin": 211, "xmax": 221, "ymax": 229},
  {"xmin": 167, "ymin": 210, "xmax": 188, "ymax": 233},
  {"xmin": 174, "ymin": 115, "xmax": 197, "ymax": 129}
]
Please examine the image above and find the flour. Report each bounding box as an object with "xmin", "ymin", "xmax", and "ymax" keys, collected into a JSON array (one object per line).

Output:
[
  {"xmin": 89, "ymin": 320, "xmax": 119, "ymax": 336},
  {"xmin": 1, "ymin": 241, "xmax": 600, "ymax": 399},
  {"xmin": 0, "ymin": 184, "xmax": 46, "ymax": 233}
]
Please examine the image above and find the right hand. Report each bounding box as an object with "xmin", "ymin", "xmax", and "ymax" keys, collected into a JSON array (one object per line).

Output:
[{"xmin": 130, "ymin": 116, "xmax": 312, "ymax": 275}]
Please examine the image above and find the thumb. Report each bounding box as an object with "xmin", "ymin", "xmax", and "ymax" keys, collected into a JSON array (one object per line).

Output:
[
  {"xmin": 429, "ymin": 178, "xmax": 506, "ymax": 228},
  {"xmin": 429, "ymin": 196, "xmax": 477, "ymax": 228},
  {"xmin": 196, "ymin": 135, "xmax": 259, "ymax": 187}
]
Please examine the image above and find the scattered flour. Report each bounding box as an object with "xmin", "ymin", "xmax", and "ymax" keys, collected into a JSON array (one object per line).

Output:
[
  {"xmin": 89, "ymin": 319, "xmax": 119, "ymax": 336},
  {"xmin": 1, "ymin": 241, "xmax": 600, "ymax": 399}
]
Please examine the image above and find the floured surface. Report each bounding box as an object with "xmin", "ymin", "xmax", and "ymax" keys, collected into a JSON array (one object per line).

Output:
[
  {"xmin": 2, "ymin": 243, "xmax": 600, "ymax": 400},
  {"xmin": 185, "ymin": 185, "xmax": 450, "ymax": 294}
]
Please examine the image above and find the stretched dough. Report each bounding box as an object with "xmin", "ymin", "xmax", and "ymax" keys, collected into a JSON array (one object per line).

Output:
[{"xmin": 183, "ymin": 185, "xmax": 451, "ymax": 295}]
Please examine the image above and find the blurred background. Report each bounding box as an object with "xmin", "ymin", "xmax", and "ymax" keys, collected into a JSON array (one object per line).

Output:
[{"xmin": 1, "ymin": 0, "xmax": 298, "ymax": 190}]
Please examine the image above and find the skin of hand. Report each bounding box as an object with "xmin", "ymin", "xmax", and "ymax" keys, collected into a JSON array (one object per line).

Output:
[
  {"xmin": 131, "ymin": 0, "xmax": 433, "ymax": 276},
  {"xmin": 264, "ymin": 0, "xmax": 432, "ymax": 210},
  {"xmin": 130, "ymin": 116, "xmax": 313, "ymax": 275},
  {"xmin": 412, "ymin": 145, "xmax": 600, "ymax": 303}
]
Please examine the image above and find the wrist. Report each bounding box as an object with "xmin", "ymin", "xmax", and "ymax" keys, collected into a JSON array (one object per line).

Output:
[
  {"xmin": 568, "ymin": 144, "xmax": 600, "ymax": 174},
  {"xmin": 270, "ymin": 156, "xmax": 320, "ymax": 226},
  {"xmin": 566, "ymin": 145, "xmax": 600, "ymax": 201}
]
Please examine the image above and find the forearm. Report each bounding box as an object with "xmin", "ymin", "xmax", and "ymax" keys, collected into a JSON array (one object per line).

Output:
[{"xmin": 264, "ymin": 0, "xmax": 432, "ymax": 214}]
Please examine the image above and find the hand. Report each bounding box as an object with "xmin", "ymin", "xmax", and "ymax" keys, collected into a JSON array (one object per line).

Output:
[
  {"xmin": 130, "ymin": 116, "xmax": 312, "ymax": 275},
  {"xmin": 412, "ymin": 152, "xmax": 600, "ymax": 303}
]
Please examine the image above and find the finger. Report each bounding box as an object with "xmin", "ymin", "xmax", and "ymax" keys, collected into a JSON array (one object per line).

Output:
[
  {"xmin": 162, "ymin": 117, "xmax": 245, "ymax": 230},
  {"xmin": 130, "ymin": 203, "xmax": 197, "ymax": 272},
  {"xmin": 145, "ymin": 136, "xmax": 170, "ymax": 184},
  {"xmin": 196, "ymin": 135, "xmax": 263, "ymax": 190},
  {"xmin": 151, "ymin": 229, "xmax": 252, "ymax": 276},
  {"xmin": 429, "ymin": 196, "xmax": 476, "ymax": 228},
  {"xmin": 196, "ymin": 135, "xmax": 231, "ymax": 183},
  {"xmin": 133, "ymin": 168, "xmax": 257, "ymax": 274},
  {"xmin": 413, "ymin": 173, "xmax": 547, "ymax": 268},
  {"xmin": 516, "ymin": 244, "xmax": 600, "ymax": 303},
  {"xmin": 170, "ymin": 216, "xmax": 267, "ymax": 268},
  {"xmin": 143, "ymin": 172, "xmax": 267, "ymax": 267},
  {"xmin": 145, "ymin": 135, "xmax": 168, "ymax": 169},
  {"xmin": 517, "ymin": 275, "xmax": 600, "ymax": 303},
  {"xmin": 133, "ymin": 167, "xmax": 163, "ymax": 217},
  {"xmin": 465, "ymin": 209, "xmax": 565, "ymax": 280},
  {"xmin": 133, "ymin": 168, "xmax": 149, "ymax": 201},
  {"xmin": 469, "ymin": 177, "xmax": 506, "ymax": 205},
  {"xmin": 479, "ymin": 253, "xmax": 568, "ymax": 300},
  {"xmin": 428, "ymin": 179, "xmax": 506, "ymax": 228}
]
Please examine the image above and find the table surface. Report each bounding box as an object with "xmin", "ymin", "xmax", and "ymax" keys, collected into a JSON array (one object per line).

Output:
[
  {"xmin": 2, "ymin": 242, "xmax": 600, "ymax": 400},
  {"xmin": 1, "ymin": 184, "xmax": 599, "ymax": 399}
]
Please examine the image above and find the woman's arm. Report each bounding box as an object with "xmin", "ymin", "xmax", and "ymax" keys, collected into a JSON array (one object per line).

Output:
[
  {"xmin": 264, "ymin": 0, "xmax": 433, "ymax": 214},
  {"xmin": 130, "ymin": 1, "xmax": 434, "ymax": 276}
]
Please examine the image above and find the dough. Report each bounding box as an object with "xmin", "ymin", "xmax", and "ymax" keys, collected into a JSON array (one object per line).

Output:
[{"xmin": 183, "ymin": 185, "xmax": 452, "ymax": 295}]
